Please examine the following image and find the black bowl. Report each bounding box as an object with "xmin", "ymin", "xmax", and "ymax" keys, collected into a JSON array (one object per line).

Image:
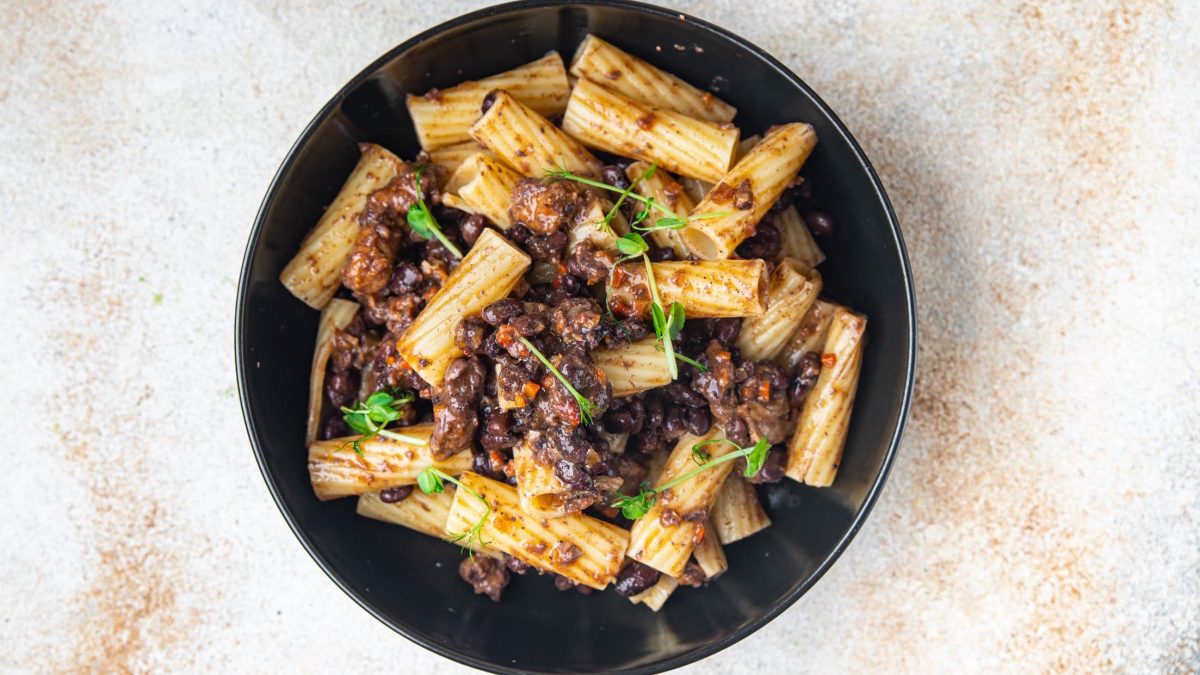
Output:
[{"xmin": 236, "ymin": 1, "xmax": 915, "ymax": 672}]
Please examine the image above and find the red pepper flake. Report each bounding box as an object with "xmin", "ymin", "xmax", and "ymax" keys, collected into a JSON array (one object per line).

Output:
[{"xmin": 822, "ymin": 353, "xmax": 837, "ymax": 368}]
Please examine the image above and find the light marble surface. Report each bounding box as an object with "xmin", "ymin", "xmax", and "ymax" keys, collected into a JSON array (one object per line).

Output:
[{"xmin": 2, "ymin": 1, "xmax": 1197, "ymax": 672}]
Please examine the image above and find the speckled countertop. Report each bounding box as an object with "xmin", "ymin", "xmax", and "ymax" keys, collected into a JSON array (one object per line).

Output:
[{"xmin": 2, "ymin": 1, "xmax": 1197, "ymax": 672}]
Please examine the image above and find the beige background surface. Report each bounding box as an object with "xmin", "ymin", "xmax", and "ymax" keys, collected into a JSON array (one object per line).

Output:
[{"xmin": 2, "ymin": 0, "xmax": 1197, "ymax": 672}]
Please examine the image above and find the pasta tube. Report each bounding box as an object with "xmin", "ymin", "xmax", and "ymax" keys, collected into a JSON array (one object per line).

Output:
[
  {"xmin": 682, "ymin": 123, "xmax": 817, "ymax": 260},
  {"xmin": 279, "ymin": 144, "xmax": 403, "ymax": 308},
  {"xmin": 625, "ymin": 161, "xmax": 693, "ymax": 257},
  {"xmin": 627, "ymin": 429, "xmax": 730, "ymax": 577},
  {"xmin": 610, "ymin": 259, "xmax": 768, "ymax": 318},
  {"xmin": 692, "ymin": 520, "xmax": 728, "ymax": 580},
  {"xmin": 591, "ymin": 337, "xmax": 673, "ymax": 397},
  {"xmin": 306, "ymin": 299, "xmax": 359, "ymax": 446},
  {"xmin": 396, "ymin": 228, "xmax": 531, "ymax": 386},
  {"xmin": 512, "ymin": 434, "xmax": 572, "ymax": 519},
  {"xmin": 308, "ymin": 425, "xmax": 473, "ymax": 501},
  {"xmin": 470, "ymin": 90, "xmax": 602, "ymax": 179},
  {"xmin": 445, "ymin": 472, "xmax": 630, "ymax": 589},
  {"xmin": 407, "ymin": 52, "xmax": 571, "ymax": 150},
  {"xmin": 428, "ymin": 140, "xmax": 492, "ymax": 173},
  {"xmin": 710, "ymin": 476, "xmax": 771, "ymax": 544},
  {"xmin": 785, "ymin": 308, "xmax": 867, "ymax": 487},
  {"xmin": 569, "ymin": 35, "xmax": 736, "ymax": 123},
  {"xmin": 562, "ymin": 77, "xmax": 739, "ymax": 183},
  {"xmin": 629, "ymin": 574, "xmax": 678, "ymax": 611},
  {"xmin": 357, "ymin": 489, "xmax": 496, "ymax": 556},
  {"xmin": 775, "ymin": 205, "xmax": 825, "ymax": 270},
  {"xmin": 776, "ymin": 299, "xmax": 838, "ymax": 374},
  {"xmin": 441, "ymin": 152, "xmax": 523, "ymax": 229},
  {"xmin": 736, "ymin": 259, "xmax": 821, "ymax": 361}
]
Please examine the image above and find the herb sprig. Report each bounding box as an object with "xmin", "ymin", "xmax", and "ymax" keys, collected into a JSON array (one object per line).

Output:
[
  {"xmin": 611, "ymin": 232, "xmax": 687, "ymax": 379},
  {"xmin": 610, "ymin": 437, "xmax": 771, "ymax": 520},
  {"xmin": 518, "ymin": 337, "xmax": 596, "ymax": 425},
  {"xmin": 416, "ymin": 467, "xmax": 492, "ymax": 554},
  {"xmin": 544, "ymin": 165, "xmax": 729, "ymax": 232},
  {"xmin": 339, "ymin": 389, "xmax": 424, "ymax": 455},
  {"xmin": 407, "ymin": 164, "xmax": 463, "ymax": 258}
]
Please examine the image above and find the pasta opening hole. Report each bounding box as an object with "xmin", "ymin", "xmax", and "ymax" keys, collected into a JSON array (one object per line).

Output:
[{"xmin": 682, "ymin": 228, "xmax": 720, "ymax": 259}]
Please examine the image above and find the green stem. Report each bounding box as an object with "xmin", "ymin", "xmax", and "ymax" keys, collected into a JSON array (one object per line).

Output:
[
  {"xmin": 378, "ymin": 428, "xmax": 430, "ymax": 446},
  {"xmin": 656, "ymin": 441, "xmax": 747, "ymax": 494},
  {"xmin": 428, "ymin": 223, "xmax": 464, "ymax": 258},
  {"xmin": 643, "ymin": 254, "xmax": 677, "ymax": 379},
  {"xmin": 552, "ymin": 172, "xmax": 683, "ymax": 221},
  {"xmin": 518, "ymin": 337, "xmax": 595, "ymax": 424}
]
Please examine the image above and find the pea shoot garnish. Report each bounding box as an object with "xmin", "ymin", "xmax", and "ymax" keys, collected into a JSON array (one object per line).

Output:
[
  {"xmin": 518, "ymin": 337, "xmax": 596, "ymax": 425},
  {"xmin": 416, "ymin": 467, "xmax": 492, "ymax": 554},
  {"xmin": 339, "ymin": 389, "xmax": 423, "ymax": 455},
  {"xmin": 407, "ymin": 164, "xmax": 463, "ymax": 258},
  {"xmin": 544, "ymin": 164, "xmax": 728, "ymax": 233},
  {"xmin": 610, "ymin": 436, "xmax": 771, "ymax": 520}
]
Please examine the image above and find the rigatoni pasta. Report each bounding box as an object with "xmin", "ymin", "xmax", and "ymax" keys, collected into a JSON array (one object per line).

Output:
[
  {"xmin": 610, "ymin": 259, "xmax": 768, "ymax": 318},
  {"xmin": 785, "ymin": 308, "xmax": 867, "ymax": 487},
  {"xmin": 711, "ymin": 476, "xmax": 772, "ymax": 544},
  {"xmin": 627, "ymin": 429, "xmax": 730, "ymax": 577},
  {"xmin": 306, "ymin": 299, "xmax": 359, "ymax": 446},
  {"xmin": 279, "ymin": 144, "xmax": 403, "ymax": 309},
  {"xmin": 396, "ymin": 228, "xmax": 531, "ymax": 386},
  {"xmin": 591, "ymin": 337, "xmax": 673, "ymax": 397},
  {"xmin": 442, "ymin": 152, "xmax": 523, "ymax": 229},
  {"xmin": 682, "ymin": 123, "xmax": 818, "ymax": 260},
  {"xmin": 470, "ymin": 89, "xmax": 603, "ymax": 178},
  {"xmin": 569, "ymin": 35, "xmax": 736, "ymax": 123},
  {"xmin": 445, "ymin": 472, "xmax": 629, "ymax": 589},
  {"xmin": 308, "ymin": 425, "xmax": 473, "ymax": 501},
  {"xmin": 287, "ymin": 31, "xmax": 871, "ymax": 607},
  {"xmin": 407, "ymin": 52, "xmax": 571, "ymax": 150},
  {"xmin": 562, "ymin": 77, "xmax": 739, "ymax": 183},
  {"xmin": 737, "ymin": 259, "xmax": 821, "ymax": 361}
]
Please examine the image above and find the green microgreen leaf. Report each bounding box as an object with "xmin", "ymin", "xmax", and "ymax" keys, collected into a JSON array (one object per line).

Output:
[
  {"xmin": 616, "ymin": 232, "xmax": 649, "ymax": 257},
  {"xmin": 608, "ymin": 437, "xmax": 772, "ymax": 520},
  {"xmin": 338, "ymin": 389, "xmax": 421, "ymax": 455},
  {"xmin": 673, "ymin": 352, "xmax": 709, "ymax": 372},
  {"xmin": 518, "ymin": 337, "xmax": 596, "ymax": 425},
  {"xmin": 666, "ymin": 302, "xmax": 685, "ymax": 341},
  {"xmin": 407, "ymin": 164, "xmax": 463, "ymax": 258},
  {"xmin": 417, "ymin": 467, "xmax": 491, "ymax": 555},
  {"xmin": 543, "ymin": 165, "xmax": 684, "ymax": 222}
]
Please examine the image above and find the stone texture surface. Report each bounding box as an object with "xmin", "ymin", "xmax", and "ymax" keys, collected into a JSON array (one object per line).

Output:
[{"xmin": 2, "ymin": 1, "xmax": 1197, "ymax": 672}]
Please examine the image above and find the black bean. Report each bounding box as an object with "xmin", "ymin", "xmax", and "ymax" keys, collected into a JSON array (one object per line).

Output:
[
  {"xmin": 525, "ymin": 230, "xmax": 568, "ymax": 262},
  {"xmin": 325, "ymin": 370, "xmax": 359, "ymax": 408},
  {"xmin": 788, "ymin": 352, "xmax": 822, "ymax": 408},
  {"xmin": 481, "ymin": 298, "xmax": 525, "ymax": 326},
  {"xmin": 509, "ymin": 315, "xmax": 547, "ymax": 337},
  {"xmin": 735, "ymin": 220, "xmax": 781, "ymax": 259},
  {"xmin": 602, "ymin": 407, "xmax": 635, "ymax": 434},
  {"xmin": 768, "ymin": 185, "xmax": 797, "ymax": 214},
  {"xmin": 684, "ymin": 406, "xmax": 711, "ymax": 436},
  {"xmin": 796, "ymin": 178, "xmax": 813, "ymax": 203},
  {"xmin": 613, "ymin": 561, "xmax": 660, "ymax": 597},
  {"xmin": 480, "ymin": 432, "xmax": 520, "ymax": 451},
  {"xmin": 746, "ymin": 448, "xmax": 787, "ymax": 484},
  {"xmin": 643, "ymin": 396, "xmax": 664, "ymax": 430},
  {"xmin": 484, "ymin": 410, "xmax": 512, "ymax": 436},
  {"xmin": 460, "ymin": 214, "xmax": 487, "ymax": 247},
  {"xmin": 726, "ymin": 416, "xmax": 750, "ymax": 447},
  {"xmin": 481, "ymin": 89, "xmax": 499, "ymax": 115},
  {"xmin": 625, "ymin": 397, "xmax": 645, "ymax": 435},
  {"xmin": 664, "ymin": 382, "xmax": 706, "ymax": 408},
  {"xmin": 504, "ymin": 554, "xmax": 530, "ymax": 574},
  {"xmin": 555, "ymin": 460, "xmax": 594, "ymax": 490},
  {"xmin": 648, "ymin": 246, "xmax": 676, "ymax": 262},
  {"xmin": 663, "ymin": 407, "xmax": 687, "ymax": 439},
  {"xmin": 319, "ymin": 415, "xmax": 349, "ymax": 441},
  {"xmin": 379, "ymin": 485, "xmax": 413, "ymax": 503},
  {"xmin": 600, "ymin": 165, "xmax": 631, "ymax": 192},
  {"xmin": 454, "ymin": 317, "xmax": 489, "ymax": 356},
  {"xmin": 710, "ymin": 318, "xmax": 742, "ymax": 346},
  {"xmin": 805, "ymin": 210, "xmax": 837, "ymax": 237}
]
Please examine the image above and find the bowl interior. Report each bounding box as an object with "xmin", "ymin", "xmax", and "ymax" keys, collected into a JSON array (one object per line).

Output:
[{"xmin": 237, "ymin": 3, "xmax": 913, "ymax": 673}]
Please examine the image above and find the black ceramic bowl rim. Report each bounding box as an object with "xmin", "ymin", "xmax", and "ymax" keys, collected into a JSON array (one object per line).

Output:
[{"xmin": 236, "ymin": 1, "xmax": 916, "ymax": 672}]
